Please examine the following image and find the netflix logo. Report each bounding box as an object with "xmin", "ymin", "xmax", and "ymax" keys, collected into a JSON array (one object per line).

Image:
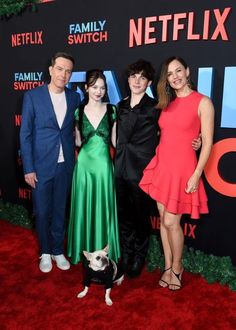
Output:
[
  {"xmin": 19, "ymin": 187, "xmax": 32, "ymax": 200},
  {"xmin": 129, "ymin": 7, "xmax": 231, "ymax": 47},
  {"xmin": 183, "ymin": 223, "xmax": 197, "ymax": 239},
  {"xmin": 11, "ymin": 31, "xmax": 43, "ymax": 47},
  {"xmin": 150, "ymin": 215, "xmax": 160, "ymax": 230},
  {"xmin": 15, "ymin": 115, "xmax": 22, "ymax": 127},
  {"xmin": 150, "ymin": 215, "xmax": 197, "ymax": 239}
]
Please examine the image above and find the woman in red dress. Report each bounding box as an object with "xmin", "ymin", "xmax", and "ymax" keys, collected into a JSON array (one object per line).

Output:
[{"xmin": 139, "ymin": 56, "xmax": 214, "ymax": 290}]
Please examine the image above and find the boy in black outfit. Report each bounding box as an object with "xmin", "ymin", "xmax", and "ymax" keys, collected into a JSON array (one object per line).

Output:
[{"xmin": 115, "ymin": 59, "xmax": 160, "ymax": 277}]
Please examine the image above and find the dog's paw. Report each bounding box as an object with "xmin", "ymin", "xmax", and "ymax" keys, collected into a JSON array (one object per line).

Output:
[
  {"xmin": 77, "ymin": 287, "xmax": 88, "ymax": 298},
  {"xmin": 77, "ymin": 292, "xmax": 85, "ymax": 298},
  {"xmin": 105, "ymin": 298, "xmax": 113, "ymax": 306},
  {"xmin": 116, "ymin": 275, "xmax": 124, "ymax": 286},
  {"xmin": 77, "ymin": 291, "xmax": 86, "ymax": 298}
]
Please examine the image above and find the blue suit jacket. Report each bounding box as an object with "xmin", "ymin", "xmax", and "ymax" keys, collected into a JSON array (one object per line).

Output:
[{"xmin": 20, "ymin": 84, "xmax": 80, "ymax": 178}]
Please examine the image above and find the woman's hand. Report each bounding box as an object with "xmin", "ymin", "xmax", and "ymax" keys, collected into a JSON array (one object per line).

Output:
[{"xmin": 185, "ymin": 171, "xmax": 201, "ymax": 193}]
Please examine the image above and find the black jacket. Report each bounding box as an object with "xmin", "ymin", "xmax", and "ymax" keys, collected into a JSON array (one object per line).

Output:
[
  {"xmin": 83, "ymin": 260, "xmax": 123, "ymax": 290},
  {"xmin": 115, "ymin": 93, "xmax": 161, "ymax": 182}
]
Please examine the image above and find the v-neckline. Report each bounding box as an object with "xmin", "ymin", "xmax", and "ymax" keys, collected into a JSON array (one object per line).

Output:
[{"xmin": 84, "ymin": 110, "xmax": 107, "ymax": 131}]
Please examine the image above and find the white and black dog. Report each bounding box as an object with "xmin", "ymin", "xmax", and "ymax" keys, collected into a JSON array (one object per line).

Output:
[{"xmin": 77, "ymin": 245, "xmax": 124, "ymax": 306}]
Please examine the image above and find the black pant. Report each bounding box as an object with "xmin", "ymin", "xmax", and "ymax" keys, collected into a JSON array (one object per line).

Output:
[{"xmin": 115, "ymin": 177, "xmax": 152, "ymax": 262}]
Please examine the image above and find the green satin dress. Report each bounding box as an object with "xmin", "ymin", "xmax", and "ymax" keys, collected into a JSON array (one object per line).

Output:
[{"xmin": 67, "ymin": 105, "xmax": 120, "ymax": 264}]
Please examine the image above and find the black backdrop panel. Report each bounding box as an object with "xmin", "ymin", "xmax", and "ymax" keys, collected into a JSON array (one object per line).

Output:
[{"xmin": 0, "ymin": 0, "xmax": 235, "ymax": 263}]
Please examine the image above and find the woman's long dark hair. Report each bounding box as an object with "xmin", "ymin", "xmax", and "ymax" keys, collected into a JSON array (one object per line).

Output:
[{"xmin": 157, "ymin": 56, "xmax": 196, "ymax": 110}]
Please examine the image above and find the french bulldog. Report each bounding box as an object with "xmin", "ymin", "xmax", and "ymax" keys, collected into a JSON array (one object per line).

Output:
[{"xmin": 77, "ymin": 245, "xmax": 124, "ymax": 306}]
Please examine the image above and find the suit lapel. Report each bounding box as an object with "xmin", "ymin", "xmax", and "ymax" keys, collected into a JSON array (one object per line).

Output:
[{"xmin": 61, "ymin": 88, "xmax": 71, "ymax": 129}]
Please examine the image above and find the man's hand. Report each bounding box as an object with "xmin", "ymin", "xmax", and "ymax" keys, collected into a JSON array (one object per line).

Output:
[{"xmin": 24, "ymin": 172, "xmax": 38, "ymax": 188}]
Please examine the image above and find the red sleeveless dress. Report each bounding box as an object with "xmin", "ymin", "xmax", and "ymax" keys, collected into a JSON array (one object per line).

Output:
[{"xmin": 139, "ymin": 91, "xmax": 208, "ymax": 219}]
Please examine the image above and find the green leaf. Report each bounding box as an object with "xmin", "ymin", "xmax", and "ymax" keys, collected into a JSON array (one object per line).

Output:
[
  {"xmin": 0, "ymin": 0, "xmax": 40, "ymax": 17},
  {"xmin": 0, "ymin": 199, "xmax": 34, "ymax": 229}
]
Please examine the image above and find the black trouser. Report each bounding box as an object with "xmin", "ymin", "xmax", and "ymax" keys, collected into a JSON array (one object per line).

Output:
[{"xmin": 115, "ymin": 177, "xmax": 152, "ymax": 262}]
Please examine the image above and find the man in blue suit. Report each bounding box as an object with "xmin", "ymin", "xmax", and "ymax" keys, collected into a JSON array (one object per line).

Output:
[{"xmin": 20, "ymin": 52, "xmax": 80, "ymax": 273}]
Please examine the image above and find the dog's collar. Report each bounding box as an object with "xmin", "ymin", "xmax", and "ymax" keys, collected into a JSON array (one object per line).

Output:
[{"xmin": 87, "ymin": 260, "xmax": 117, "ymax": 279}]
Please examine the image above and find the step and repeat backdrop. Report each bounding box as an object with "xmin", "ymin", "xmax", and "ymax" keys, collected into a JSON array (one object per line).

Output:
[{"xmin": 0, "ymin": 0, "xmax": 235, "ymax": 263}]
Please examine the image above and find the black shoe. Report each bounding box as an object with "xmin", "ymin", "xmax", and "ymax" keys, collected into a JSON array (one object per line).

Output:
[{"xmin": 127, "ymin": 258, "xmax": 145, "ymax": 278}]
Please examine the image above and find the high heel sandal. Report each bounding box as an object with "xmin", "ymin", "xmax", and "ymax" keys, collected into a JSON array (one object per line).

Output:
[
  {"xmin": 158, "ymin": 267, "xmax": 171, "ymax": 288},
  {"xmin": 169, "ymin": 268, "xmax": 184, "ymax": 291}
]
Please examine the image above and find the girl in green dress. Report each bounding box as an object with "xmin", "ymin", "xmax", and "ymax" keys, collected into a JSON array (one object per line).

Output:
[{"xmin": 67, "ymin": 69, "xmax": 120, "ymax": 264}]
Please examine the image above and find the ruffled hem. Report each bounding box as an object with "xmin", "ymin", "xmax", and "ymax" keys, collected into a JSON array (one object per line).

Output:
[{"xmin": 139, "ymin": 155, "xmax": 209, "ymax": 220}]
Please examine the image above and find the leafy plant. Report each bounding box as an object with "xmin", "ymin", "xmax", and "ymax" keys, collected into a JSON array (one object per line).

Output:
[
  {"xmin": 0, "ymin": 0, "xmax": 40, "ymax": 17},
  {"xmin": 0, "ymin": 199, "xmax": 34, "ymax": 229}
]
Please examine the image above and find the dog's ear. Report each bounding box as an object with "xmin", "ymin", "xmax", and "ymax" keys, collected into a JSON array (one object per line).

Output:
[
  {"xmin": 83, "ymin": 251, "xmax": 92, "ymax": 260},
  {"xmin": 103, "ymin": 245, "xmax": 109, "ymax": 253}
]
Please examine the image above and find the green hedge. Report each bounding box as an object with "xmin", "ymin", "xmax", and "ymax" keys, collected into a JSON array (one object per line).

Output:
[
  {"xmin": 0, "ymin": 199, "xmax": 33, "ymax": 229},
  {"xmin": 0, "ymin": 0, "xmax": 40, "ymax": 17}
]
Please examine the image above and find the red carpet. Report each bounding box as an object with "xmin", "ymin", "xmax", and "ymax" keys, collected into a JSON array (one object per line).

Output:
[{"xmin": 0, "ymin": 220, "xmax": 236, "ymax": 330}]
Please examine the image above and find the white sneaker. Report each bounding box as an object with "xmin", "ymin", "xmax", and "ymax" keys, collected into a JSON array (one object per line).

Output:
[
  {"xmin": 51, "ymin": 254, "xmax": 70, "ymax": 270},
  {"xmin": 39, "ymin": 254, "xmax": 52, "ymax": 273}
]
